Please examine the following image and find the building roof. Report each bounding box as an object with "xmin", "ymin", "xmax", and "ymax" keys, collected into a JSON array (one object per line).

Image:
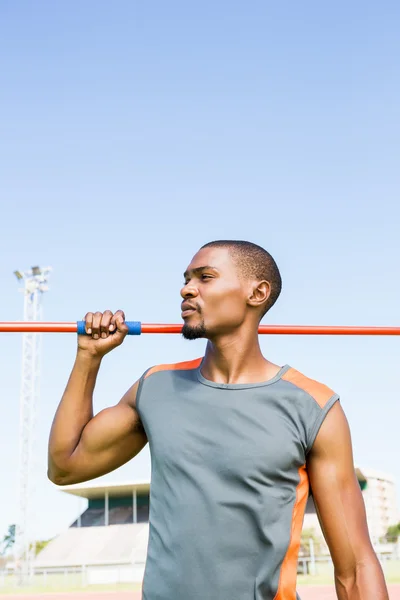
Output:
[
  {"xmin": 57, "ymin": 467, "xmax": 396, "ymax": 500},
  {"xmin": 58, "ymin": 480, "xmax": 151, "ymax": 499}
]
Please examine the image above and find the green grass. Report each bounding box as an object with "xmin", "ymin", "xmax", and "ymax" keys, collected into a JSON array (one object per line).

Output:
[
  {"xmin": 0, "ymin": 561, "xmax": 398, "ymax": 594},
  {"xmin": 0, "ymin": 582, "xmax": 142, "ymax": 595},
  {"xmin": 0, "ymin": 574, "xmax": 141, "ymax": 595},
  {"xmin": 297, "ymin": 573, "xmax": 335, "ymax": 585},
  {"xmin": 297, "ymin": 559, "xmax": 400, "ymax": 585},
  {"xmin": 381, "ymin": 559, "xmax": 400, "ymax": 583}
]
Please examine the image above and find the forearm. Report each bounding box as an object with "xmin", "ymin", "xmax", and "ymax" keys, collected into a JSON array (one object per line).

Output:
[
  {"xmin": 335, "ymin": 556, "xmax": 389, "ymax": 600},
  {"xmin": 47, "ymin": 351, "xmax": 102, "ymax": 479}
]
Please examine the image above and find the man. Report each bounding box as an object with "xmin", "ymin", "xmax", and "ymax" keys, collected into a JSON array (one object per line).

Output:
[{"xmin": 48, "ymin": 240, "xmax": 389, "ymax": 599}]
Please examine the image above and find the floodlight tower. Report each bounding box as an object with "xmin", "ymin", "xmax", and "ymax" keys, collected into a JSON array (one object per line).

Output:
[{"xmin": 13, "ymin": 266, "xmax": 52, "ymax": 585}]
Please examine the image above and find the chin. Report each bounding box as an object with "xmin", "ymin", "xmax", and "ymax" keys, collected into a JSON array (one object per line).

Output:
[{"xmin": 181, "ymin": 322, "xmax": 207, "ymax": 340}]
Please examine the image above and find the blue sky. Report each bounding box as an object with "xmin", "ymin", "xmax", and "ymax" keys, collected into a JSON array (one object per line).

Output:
[{"xmin": 0, "ymin": 1, "xmax": 399, "ymax": 541}]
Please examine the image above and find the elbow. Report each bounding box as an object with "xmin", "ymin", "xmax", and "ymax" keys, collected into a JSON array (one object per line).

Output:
[
  {"xmin": 47, "ymin": 456, "xmax": 73, "ymax": 486},
  {"xmin": 47, "ymin": 467, "xmax": 69, "ymax": 486}
]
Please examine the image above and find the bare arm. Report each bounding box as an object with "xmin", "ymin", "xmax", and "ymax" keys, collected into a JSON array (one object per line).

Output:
[
  {"xmin": 307, "ymin": 402, "xmax": 389, "ymax": 599},
  {"xmin": 47, "ymin": 310, "xmax": 147, "ymax": 486}
]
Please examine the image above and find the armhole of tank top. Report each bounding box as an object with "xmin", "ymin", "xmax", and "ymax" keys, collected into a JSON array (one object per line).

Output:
[
  {"xmin": 306, "ymin": 393, "xmax": 340, "ymax": 455},
  {"xmin": 135, "ymin": 366, "xmax": 154, "ymax": 413}
]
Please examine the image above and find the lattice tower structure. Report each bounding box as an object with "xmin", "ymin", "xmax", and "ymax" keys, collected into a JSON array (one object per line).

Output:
[{"xmin": 13, "ymin": 266, "xmax": 51, "ymax": 585}]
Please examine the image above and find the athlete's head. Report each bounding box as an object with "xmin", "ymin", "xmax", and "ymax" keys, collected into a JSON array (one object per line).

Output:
[{"xmin": 181, "ymin": 240, "xmax": 282, "ymax": 340}]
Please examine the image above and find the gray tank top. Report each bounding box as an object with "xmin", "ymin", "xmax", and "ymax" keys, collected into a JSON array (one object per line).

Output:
[{"xmin": 136, "ymin": 358, "xmax": 339, "ymax": 600}]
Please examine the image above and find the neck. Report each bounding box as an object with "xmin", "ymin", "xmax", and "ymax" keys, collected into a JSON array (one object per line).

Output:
[{"xmin": 201, "ymin": 326, "xmax": 281, "ymax": 385}]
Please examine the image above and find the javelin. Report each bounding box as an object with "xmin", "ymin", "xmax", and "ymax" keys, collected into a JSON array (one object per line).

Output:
[{"xmin": 0, "ymin": 322, "xmax": 399, "ymax": 335}]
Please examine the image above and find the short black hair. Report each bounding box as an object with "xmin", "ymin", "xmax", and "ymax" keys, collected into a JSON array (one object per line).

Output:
[{"xmin": 201, "ymin": 240, "xmax": 282, "ymax": 317}]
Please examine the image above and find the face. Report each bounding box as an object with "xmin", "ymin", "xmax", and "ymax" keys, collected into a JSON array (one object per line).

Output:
[{"xmin": 180, "ymin": 247, "xmax": 251, "ymax": 340}]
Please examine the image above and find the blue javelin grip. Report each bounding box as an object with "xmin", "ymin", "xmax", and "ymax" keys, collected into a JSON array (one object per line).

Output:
[{"xmin": 76, "ymin": 321, "xmax": 142, "ymax": 335}]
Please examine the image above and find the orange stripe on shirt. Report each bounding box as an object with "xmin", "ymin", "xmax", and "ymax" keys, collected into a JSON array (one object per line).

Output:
[
  {"xmin": 273, "ymin": 465, "xmax": 309, "ymax": 600},
  {"xmin": 282, "ymin": 368, "xmax": 335, "ymax": 408},
  {"xmin": 144, "ymin": 357, "xmax": 203, "ymax": 379}
]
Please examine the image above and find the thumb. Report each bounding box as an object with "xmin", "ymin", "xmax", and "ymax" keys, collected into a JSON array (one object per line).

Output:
[{"xmin": 114, "ymin": 316, "xmax": 129, "ymax": 337}]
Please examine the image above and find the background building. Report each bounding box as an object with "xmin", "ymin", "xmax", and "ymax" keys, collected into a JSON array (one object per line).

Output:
[
  {"xmin": 356, "ymin": 468, "xmax": 399, "ymax": 544},
  {"xmin": 34, "ymin": 481, "xmax": 150, "ymax": 584},
  {"xmin": 33, "ymin": 467, "xmax": 399, "ymax": 585},
  {"xmin": 303, "ymin": 467, "xmax": 399, "ymax": 548}
]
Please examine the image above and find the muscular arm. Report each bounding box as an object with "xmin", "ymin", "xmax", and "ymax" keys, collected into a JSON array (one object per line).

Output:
[
  {"xmin": 307, "ymin": 402, "xmax": 388, "ymax": 599},
  {"xmin": 47, "ymin": 310, "xmax": 148, "ymax": 486}
]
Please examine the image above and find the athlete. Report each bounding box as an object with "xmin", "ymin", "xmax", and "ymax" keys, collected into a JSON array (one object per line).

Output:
[{"xmin": 48, "ymin": 240, "xmax": 389, "ymax": 599}]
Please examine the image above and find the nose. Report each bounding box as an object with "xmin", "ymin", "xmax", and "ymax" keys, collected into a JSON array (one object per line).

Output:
[{"xmin": 180, "ymin": 281, "xmax": 199, "ymax": 299}]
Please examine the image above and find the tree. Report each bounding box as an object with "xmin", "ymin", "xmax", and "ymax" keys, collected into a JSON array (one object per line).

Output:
[
  {"xmin": 32, "ymin": 539, "xmax": 52, "ymax": 555},
  {"xmin": 0, "ymin": 524, "xmax": 16, "ymax": 556},
  {"xmin": 384, "ymin": 523, "xmax": 400, "ymax": 543},
  {"xmin": 0, "ymin": 525, "xmax": 52, "ymax": 562}
]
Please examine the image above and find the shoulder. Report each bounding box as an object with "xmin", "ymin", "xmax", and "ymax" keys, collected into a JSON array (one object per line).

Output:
[
  {"xmin": 135, "ymin": 358, "xmax": 203, "ymax": 413},
  {"xmin": 280, "ymin": 366, "xmax": 338, "ymax": 409},
  {"xmin": 142, "ymin": 357, "xmax": 203, "ymax": 381}
]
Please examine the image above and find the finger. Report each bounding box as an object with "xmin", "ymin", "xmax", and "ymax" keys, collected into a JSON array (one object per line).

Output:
[
  {"xmin": 83, "ymin": 312, "xmax": 94, "ymax": 335},
  {"xmin": 109, "ymin": 310, "xmax": 126, "ymax": 332},
  {"xmin": 114, "ymin": 312, "xmax": 129, "ymax": 336},
  {"xmin": 100, "ymin": 310, "xmax": 113, "ymax": 338},
  {"xmin": 92, "ymin": 312, "xmax": 102, "ymax": 339}
]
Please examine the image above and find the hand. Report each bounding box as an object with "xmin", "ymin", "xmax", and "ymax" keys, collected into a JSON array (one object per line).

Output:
[{"xmin": 77, "ymin": 310, "xmax": 129, "ymax": 358}]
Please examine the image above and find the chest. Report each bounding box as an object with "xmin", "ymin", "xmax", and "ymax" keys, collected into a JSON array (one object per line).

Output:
[{"xmin": 139, "ymin": 382, "xmax": 307, "ymax": 487}]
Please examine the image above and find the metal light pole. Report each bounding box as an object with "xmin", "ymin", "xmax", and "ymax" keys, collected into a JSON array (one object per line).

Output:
[{"xmin": 13, "ymin": 266, "xmax": 51, "ymax": 585}]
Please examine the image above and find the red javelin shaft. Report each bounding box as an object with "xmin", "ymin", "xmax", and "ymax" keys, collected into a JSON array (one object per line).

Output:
[
  {"xmin": 143, "ymin": 324, "xmax": 400, "ymax": 335},
  {"xmin": 0, "ymin": 322, "xmax": 400, "ymax": 335}
]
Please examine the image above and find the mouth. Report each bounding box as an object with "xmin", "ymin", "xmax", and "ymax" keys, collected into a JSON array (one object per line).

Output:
[{"xmin": 181, "ymin": 308, "xmax": 197, "ymax": 318}]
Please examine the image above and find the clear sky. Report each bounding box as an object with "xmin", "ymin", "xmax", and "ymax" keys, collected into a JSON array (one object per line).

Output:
[{"xmin": 0, "ymin": 1, "xmax": 399, "ymax": 542}]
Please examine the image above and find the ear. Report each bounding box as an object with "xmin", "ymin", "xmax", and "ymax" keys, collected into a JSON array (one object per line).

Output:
[{"xmin": 247, "ymin": 280, "xmax": 271, "ymax": 310}]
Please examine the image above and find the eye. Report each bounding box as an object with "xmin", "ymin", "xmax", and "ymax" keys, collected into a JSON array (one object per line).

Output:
[{"xmin": 201, "ymin": 274, "xmax": 212, "ymax": 280}]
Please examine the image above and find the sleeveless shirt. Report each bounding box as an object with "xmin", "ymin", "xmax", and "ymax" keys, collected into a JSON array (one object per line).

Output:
[{"xmin": 136, "ymin": 358, "xmax": 339, "ymax": 600}]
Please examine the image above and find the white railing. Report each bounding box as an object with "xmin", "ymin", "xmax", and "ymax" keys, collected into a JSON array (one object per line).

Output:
[
  {"xmin": 0, "ymin": 562, "xmax": 146, "ymax": 589},
  {"xmin": 0, "ymin": 553, "xmax": 398, "ymax": 590}
]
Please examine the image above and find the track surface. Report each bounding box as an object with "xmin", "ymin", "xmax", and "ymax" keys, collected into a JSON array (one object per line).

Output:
[{"xmin": 3, "ymin": 585, "xmax": 400, "ymax": 599}]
